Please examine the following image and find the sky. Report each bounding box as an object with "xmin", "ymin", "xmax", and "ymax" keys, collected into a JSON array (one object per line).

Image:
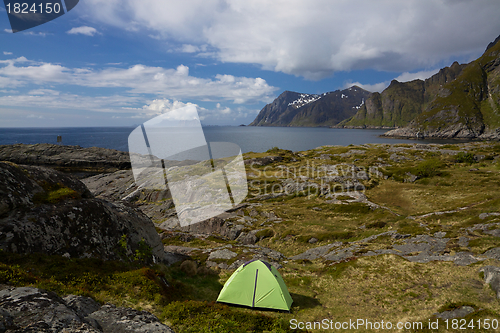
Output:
[{"xmin": 1, "ymin": 0, "xmax": 500, "ymax": 127}]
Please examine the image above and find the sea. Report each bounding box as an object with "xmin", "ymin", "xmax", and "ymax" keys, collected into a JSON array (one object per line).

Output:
[{"xmin": 0, "ymin": 126, "xmax": 466, "ymax": 154}]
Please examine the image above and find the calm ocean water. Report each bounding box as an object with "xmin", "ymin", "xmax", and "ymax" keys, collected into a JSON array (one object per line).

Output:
[{"xmin": 0, "ymin": 126, "xmax": 465, "ymax": 154}]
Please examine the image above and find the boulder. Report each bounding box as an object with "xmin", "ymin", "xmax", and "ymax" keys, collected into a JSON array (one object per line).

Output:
[
  {"xmin": 236, "ymin": 230, "xmax": 259, "ymax": 245},
  {"xmin": 88, "ymin": 304, "xmax": 174, "ymax": 333},
  {"xmin": 435, "ymin": 306, "xmax": 475, "ymax": 320},
  {"xmin": 0, "ymin": 162, "xmax": 173, "ymax": 264},
  {"xmin": 208, "ymin": 249, "xmax": 237, "ymax": 260},
  {"xmin": 0, "ymin": 285, "xmax": 99, "ymax": 333},
  {"xmin": 404, "ymin": 172, "xmax": 419, "ymax": 183},
  {"xmin": 479, "ymin": 212, "xmax": 500, "ymax": 220},
  {"xmin": 480, "ymin": 266, "xmax": 500, "ymax": 298},
  {"xmin": 63, "ymin": 295, "xmax": 102, "ymax": 318}
]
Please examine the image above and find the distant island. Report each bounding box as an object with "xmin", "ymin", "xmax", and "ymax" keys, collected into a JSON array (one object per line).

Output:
[{"xmin": 249, "ymin": 35, "xmax": 500, "ymax": 140}]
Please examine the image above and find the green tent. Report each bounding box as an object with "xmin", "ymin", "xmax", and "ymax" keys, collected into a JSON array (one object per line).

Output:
[{"xmin": 216, "ymin": 259, "xmax": 293, "ymax": 311}]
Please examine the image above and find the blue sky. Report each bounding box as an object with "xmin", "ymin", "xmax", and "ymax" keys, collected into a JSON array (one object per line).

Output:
[{"xmin": 1, "ymin": 0, "xmax": 500, "ymax": 127}]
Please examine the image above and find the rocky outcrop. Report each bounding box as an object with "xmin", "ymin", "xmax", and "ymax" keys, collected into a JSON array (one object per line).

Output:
[
  {"xmin": 202, "ymin": 244, "xmax": 285, "ymax": 271},
  {"xmin": 290, "ymin": 230, "xmax": 491, "ymax": 266},
  {"xmin": 0, "ymin": 285, "xmax": 174, "ymax": 333},
  {"xmin": 0, "ymin": 144, "xmax": 132, "ymax": 176},
  {"xmin": 479, "ymin": 266, "xmax": 500, "ymax": 298},
  {"xmin": 82, "ymin": 170, "xmax": 172, "ymax": 204},
  {"xmin": 0, "ymin": 162, "xmax": 176, "ymax": 264},
  {"xmin": 434, "ymin": 306, "xmax": 475, "ymax": 320},
  {"xmin": 88, "ymin": 304, "xmax": 174, "ymax": 333},
  {"xmin": 176, "ymin": 216, "xmax": 247, "ymax": 241},
  {"xmin": 244, "ymin": 156, "xmax": 283, "ymax": 166},
  {"xmin": 382, "ymin": 121, "xmax": 498, "ymax": 140},
  {"xmin": 82, "ymin": 168, "xmax": 261, "ymax": 244}
]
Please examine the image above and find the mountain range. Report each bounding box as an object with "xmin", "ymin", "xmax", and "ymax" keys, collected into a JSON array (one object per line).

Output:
[{"xmin": 249, "ymin": 35, "xmax": 500, "ymax": 140}]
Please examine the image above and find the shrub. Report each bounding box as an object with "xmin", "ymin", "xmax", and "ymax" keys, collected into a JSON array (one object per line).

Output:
[
  {"xmin": 255, "ymin": 228, "xmax": 274, "ymax": 240},
  {"xmin": 266, "ymin": 147, "xmax": 292, "ymax": 155},
  {"xmin": 367, "ymin": 221, "xmax": 387, "ymax": 229},
  {"xmin": 411, "ymin": 159, "xmax": 445, "ymax": 178},
  {"xmin": 180, "ymin": 260, "xmax": 198, "ymax": 276},
  {"xmin": 455, "ymin": 152, "xmax": 476, "ymax": 164},
  {"xmin": 134, "ymin": 238, "xmax": 153, "ymax": 263}
]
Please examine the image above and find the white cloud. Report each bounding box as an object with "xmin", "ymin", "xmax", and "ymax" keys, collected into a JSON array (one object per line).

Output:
[
  {"xmin": 137, "ymin": 99, "xmax": 194, "ymax": 117},
  {"xmin": 67, "ymin": 26, "xmax": 99, "ymax": 36},
  {"xmin": 3, "ymin": 52, "xmax": 12, "ymax": 55},
  {"xmin": 0, "ymin": 92, "xmax": 143, "ymax": 112},
  {"xmin": 345, "ymin": 68, "xmax": 440, "ymax": 93},
  {"xmin": 179, "ymin": 44, "xmax": 200, "ymax": 53},
  {"xmin": 0, "ymin": 58, "xmax": 277, "ymax": 103},
  {"xmin": 24, "ymin": 31, "xmax": 49, "ymax": 36},
  {"xmin": 78, "ymin": 0, "xmax": 500, "ymax": 80},
  {"xmin": 0, "ymin": 57, "xmax": 29, "ymax": 64},
  {"xmin": 135, "ymin": 99, "xmax": 255, "ymax": 123},
  {"xmin": 344, "ymin": 81, "xmax": 389, "ymax": 93},
  {"xmin": 28, "ymin": 89, "xmax": 61, "ymax": 96},
  {"xmin": 176, "ymin": 44, "xmax": 208, "ymax": 53},
  {"xmin": 4, "ymin": 29, "xmax": 12, "ymax": 33},
  {"xmin": 27, "ymin": 114, "xmax": 44, "ymax": 119},
  {"xmin": 394, "ymin": 69, "xmax": 440, "ymax": 83}
]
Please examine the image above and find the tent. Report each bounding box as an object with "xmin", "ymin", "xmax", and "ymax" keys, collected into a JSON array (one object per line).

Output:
[{"xmin": 216, "ymin": 259, "xmax": 293, "ymax": 311}]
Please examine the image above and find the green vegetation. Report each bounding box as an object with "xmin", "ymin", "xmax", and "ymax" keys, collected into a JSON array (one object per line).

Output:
[
  {"xmin": 255, "ymin": 228, "xmax": 275, "ymax": 240},
  {"xmin": 412, "ymin": 158, "xmax": 446, "ymax": 178},
  {"xmin": 4, "ymin": 141, "xmax": 500, "ymax": 332},
  {"xmin": 0, "ymin": 251, "xmax": 290, "ymax": 332},
  {"xmin": 456, "ymin": 152, "xmax": 476, "ymax": 164},
  {"xmin": 343, "ymin": 79, "xmax": 426, "ymax": 128},
  {"xmin": 162, "ymin": 301, "xmax": 291, "ymax": 333},
  {"xmin": 32, "ymin": 181, "xmax": 80, "ymax": 204}
]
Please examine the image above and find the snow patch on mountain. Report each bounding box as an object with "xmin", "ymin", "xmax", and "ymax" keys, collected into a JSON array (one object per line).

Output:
[
  {"xmin": 288, "ymin": 93, "xmax": 322, "ymax": 108},
  {"xmin": 352, "ymin": 98, "xmax": 365, "ymax": 109}
]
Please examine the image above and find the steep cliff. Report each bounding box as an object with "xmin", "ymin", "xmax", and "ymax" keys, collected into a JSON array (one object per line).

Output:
[
  {"xmin": 383, "ymin": 36, "xmax": 500, "ymax": 139},
  {"xmin": 339, "ymin": 61, "xmax": 466, "ymax": 128}
]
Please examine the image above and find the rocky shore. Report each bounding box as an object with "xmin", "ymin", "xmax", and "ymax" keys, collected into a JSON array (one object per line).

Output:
[
  {"xmin": 382, "ymin": 125, "xmax": 500, "ymax": 140},
  {"xmin": 0, "ymin": 144, "xmax": 131, "ymax": 176}
]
